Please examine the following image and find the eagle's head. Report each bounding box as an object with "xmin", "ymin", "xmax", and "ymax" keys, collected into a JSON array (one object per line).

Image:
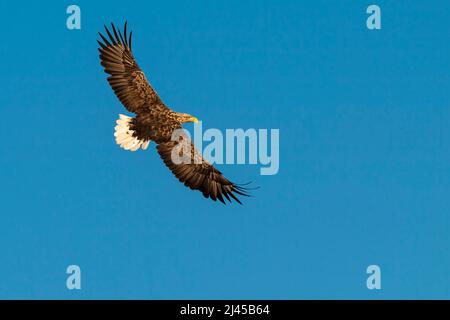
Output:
[{"xmin": 177, "ymin": 112, "xmax": 199, "ymax": 124}]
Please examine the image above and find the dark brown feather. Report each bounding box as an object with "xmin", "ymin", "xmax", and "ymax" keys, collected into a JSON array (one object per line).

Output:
[
  {"xmin": 156, "ymin": 136, "xmax": 250, "ymax": 204},
  {"xmin": 98, "ymin": 23, "xmax": 170, "ymax": 115}
]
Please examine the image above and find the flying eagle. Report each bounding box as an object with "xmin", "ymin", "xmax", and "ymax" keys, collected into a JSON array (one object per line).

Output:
[{"xmin": 97, "ymin": 22, "xmax": 251, "ymax": 204}]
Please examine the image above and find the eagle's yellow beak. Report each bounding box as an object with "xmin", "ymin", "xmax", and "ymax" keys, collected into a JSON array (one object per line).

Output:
[{"xmin": 190, "ymin": 116, "xmax": 199, "ymax": 123}]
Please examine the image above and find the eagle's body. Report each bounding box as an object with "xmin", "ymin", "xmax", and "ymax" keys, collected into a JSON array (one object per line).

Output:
[{"xmin": 98, "ymin": 23, "xmax": 250, "ymax": 204}]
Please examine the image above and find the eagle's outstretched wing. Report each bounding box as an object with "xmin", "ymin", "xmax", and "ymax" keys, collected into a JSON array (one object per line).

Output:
[
  {"xmin": 156, "ymin": 134, "xmax": 251, "ymax": 204},
  {"xmin": 98, "ymin": 22, "xmax": 167, "ymax": 114}
]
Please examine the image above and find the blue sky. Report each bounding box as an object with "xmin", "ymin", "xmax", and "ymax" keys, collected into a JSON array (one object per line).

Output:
[{"xmin": 0, "ymin": 0, "xmax": 449, "ymax": 299}]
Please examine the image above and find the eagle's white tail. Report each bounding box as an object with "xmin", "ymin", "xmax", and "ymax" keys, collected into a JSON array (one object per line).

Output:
[{"xmin": 114, "ymin": 114, "xmax": 150, "ymax": 151}]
